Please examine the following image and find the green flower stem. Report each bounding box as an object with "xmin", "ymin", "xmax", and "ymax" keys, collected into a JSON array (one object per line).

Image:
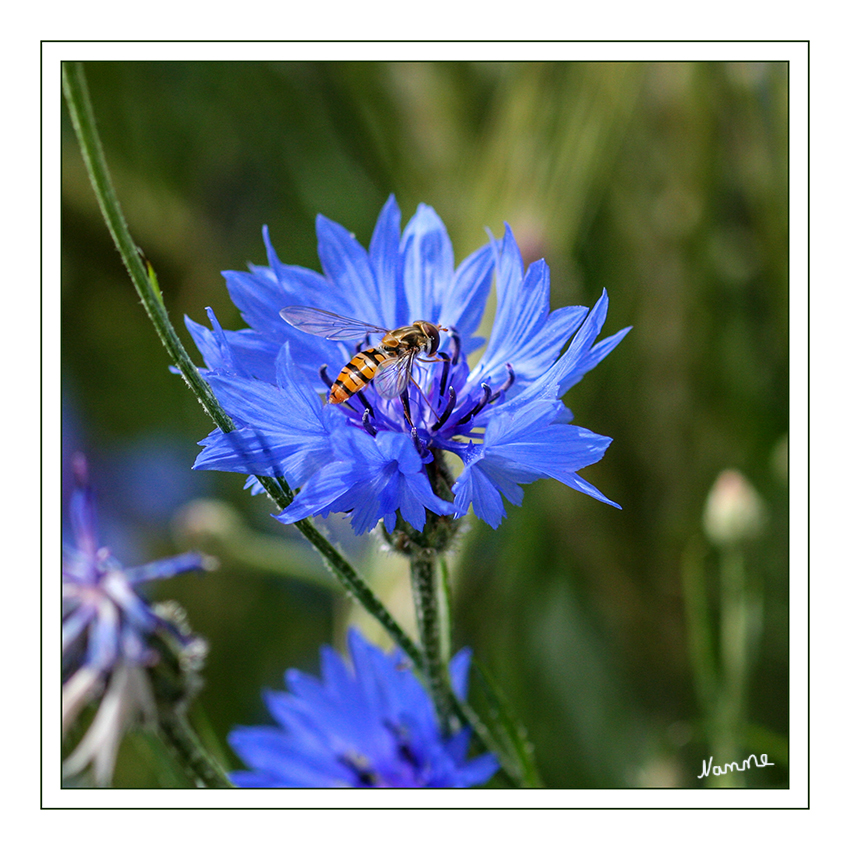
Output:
[
  {"xmin": 61, "ymin": 62, "xmax": 424, "ymax": 681},
  {"xmin": 157, "ymin": 709, "xmax": 232, "ymax": 788},
  {"xmin": 409, "ymin": 547, "xmax": 455, "ymax": 734}
]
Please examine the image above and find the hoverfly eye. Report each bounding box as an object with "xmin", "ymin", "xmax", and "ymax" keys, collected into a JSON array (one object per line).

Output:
[{"xmin": 425, "ymin": 323, "xmax": 441, "ymax": 355}]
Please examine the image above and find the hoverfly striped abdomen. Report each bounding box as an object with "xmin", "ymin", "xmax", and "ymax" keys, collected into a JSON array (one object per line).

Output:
[{"xmin": 330, "ymin": 347, "xmax": 392, "ymax": 404}]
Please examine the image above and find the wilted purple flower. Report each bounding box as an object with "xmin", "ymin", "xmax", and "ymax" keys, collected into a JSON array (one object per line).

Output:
[{"xmin": 62, "ymin": 454, "xmax": 210, "ymax": 785}]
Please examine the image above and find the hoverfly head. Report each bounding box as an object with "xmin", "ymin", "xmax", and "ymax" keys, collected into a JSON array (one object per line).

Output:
[{"xmin": 419, "ymin": 321, "xmax": 444, "ymax": 356}]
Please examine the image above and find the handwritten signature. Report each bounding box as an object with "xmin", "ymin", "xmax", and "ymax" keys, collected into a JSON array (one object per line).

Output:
[{"xmin": 698, "ymin": 754, "xmax": 774, "ymax": 779}]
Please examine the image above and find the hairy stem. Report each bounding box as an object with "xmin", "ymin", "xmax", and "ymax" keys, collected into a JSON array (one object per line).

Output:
[
  {"xmin": 157, "ymin": 710, "xmax": 232, "ymax": 788},
  {"xmin": 409, "ymin": 546, "xmax": 455, "ymax": 734}
]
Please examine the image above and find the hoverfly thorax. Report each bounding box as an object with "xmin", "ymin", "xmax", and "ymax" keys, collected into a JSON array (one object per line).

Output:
[{"xmin": 382, "ymin": 321, "xmax": 443, "ymax": 358}]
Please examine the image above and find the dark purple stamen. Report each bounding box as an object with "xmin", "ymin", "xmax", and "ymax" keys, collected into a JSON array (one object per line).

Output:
[
  {"xmin": 457, "ymin": 384, "xmax": 492, "ymax": 425},
  {"xmin": 319, "ymin": 364, "xmax": 333, "ymax": 389},
  {"xmin": 446, "ymin": 328, "xmax": 461, "ymax": 365},
  {"xmin": 432, "ymin": 386, "xmax": 456, "ymax": 432},
  {"xmin": 362, "ymin": 409, "xmax": 377, "ymax": 436},
  {"xmin": 411, "ymin": 425, "xmax": 428, "ymax": 456},
  {"xmin": 436, "ymin": 352, "xmax": 451, "ymax": 399},
  {"xmin": 350, "ymin": 391, "xmax": 374, "ymax": 418},
  {"xmin": 383, "ymin": 720, "xmax": 420, "ymax": 768},
  {"xmin": 488, "ymin": 363, "xmax": 515, "ymax": 404}
]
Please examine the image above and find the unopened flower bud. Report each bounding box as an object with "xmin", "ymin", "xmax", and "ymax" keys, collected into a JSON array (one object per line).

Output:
[{"xmin": 702, "ymin": 469, "xmax": 766, "ymax": 546}]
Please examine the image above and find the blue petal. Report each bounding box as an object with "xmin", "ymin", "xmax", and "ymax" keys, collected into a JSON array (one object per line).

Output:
[
  {"xmin": 448, "ymin": 647, "xmax": 473, "ymax": 701},
  {"xmin": 558, "ymin": 325, "xmax": 632, "ymax": 394},
  {"xmin": 369, "ymin": 195, "xmax": 406, "ymax": 327},
  {"xmin": 84, "ymin": 600, "xmax": 120, "ymax": 672},
  {"xmin": 555, "ymin": 471, "xmax": 622, "ymax": 509},
  {"xmin": 316, "ymin": 214, "xmax": 383, "ymax": 326},
  {"xmin": 275, "ymin": 429, "xmax": 453, "ymax": 534},
  {"xmin": 275, "ymin": 459, "xmax": 361, "ymax": 525},
  {"xmin": 194, "ymin": 429, "xmax": 294, "ymax": 479},
  {"xmin": 206, "ymin": 374, "xmax": 304, "ymax": 432},
  {"xmin": 318, "ymin": 643, "xmax": 355, "ymax": 700},
  {"xmin": 185, "ymin": 315, "xmax": 281, "ymax": 383},
  {"xmin": 452, "ymin": 462, "xmax": 508, "ymax": 528},
  {"xmin": 226, "ymin": 629, "xmax": 499, "ymax": 788},
  {"xmin": 347, "ymin": 630, "xmax": 396, "ymax": 719},
  {"xmin": 68, "ymin": 469, "xmax": 98, "ymax": 560},
  {"xmin": 455, "ymin": 752, "xmax": 501, "ymax": 787},
  {"xmin": 545, "ymin": 289, "xmax": 613, "ymax": 394},
  {"xmin": 228, "ymin": 726, "xmax": 350, "ymax": 787},
  {"xmin": 123, "ymin": 552, "xmax": 207, "ymax": 585},
  {"xmin": 399, "ymin": 471, "xmax": 456, "ymax": 528},
  {"xmin": 401, "ymin": 204, "xmax": 454, "ymax": 324},
  {"xmin": 194, "ymin": 368, "xmax": 343, "ymax": 486},
  {"xmin": 468, "ymin": 229, "xmax": 569, "ymax": 389},
  {"xmin": 263, "ymin": 690, "xmax": 338, "ymax": 749},
  {"xmin": 452, "ymin": 401, "xmax": 619, "ymax": 526},
  {"xmin": 222, "ymin": 270, "xmax": 290, "ymax": 342},
  {"xmin": 438, "ymin": 242, "xmax": 495, "ymax": 345}
]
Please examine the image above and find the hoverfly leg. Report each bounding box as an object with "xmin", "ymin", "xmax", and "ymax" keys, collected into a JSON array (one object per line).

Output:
[
  {"xmin": 406, "ymin": 369, "xmax": 441, "ymax": 421},
  {"xmin": 398, "ymin": 389, "xmax": 426, "ymax": 454},
  {"xmin": 399, "ymin": 387, "xmax": 414, "ymax": 428}
]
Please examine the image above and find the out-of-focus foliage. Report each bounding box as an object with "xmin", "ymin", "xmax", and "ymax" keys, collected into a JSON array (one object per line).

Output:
[{"xmin": 61, "ymin": 61, "xmax": 788, "ymax": 788}]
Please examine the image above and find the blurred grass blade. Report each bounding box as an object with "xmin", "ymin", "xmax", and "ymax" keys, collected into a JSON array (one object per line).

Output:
[{"xmin": 471, "ymin": 658, "xmax": 543, "ymax": 788}]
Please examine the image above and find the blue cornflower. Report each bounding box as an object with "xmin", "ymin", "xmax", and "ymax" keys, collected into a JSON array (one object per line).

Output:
[
  {"xmin": 191, "ymin": 196, "xmax": 629, "ymax": 531},
  {"xmin": 228, "ymin": 629, "xmax": 500, "ymax": 788},
  {"xmin": 62, "ymin": 454, "xmax": 210, "ymax": 785}
]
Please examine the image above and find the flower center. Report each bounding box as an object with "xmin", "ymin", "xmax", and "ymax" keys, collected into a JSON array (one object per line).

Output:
[{"xmin": 320, "ymin": 328, "xmax": 514, "ymax": 459}]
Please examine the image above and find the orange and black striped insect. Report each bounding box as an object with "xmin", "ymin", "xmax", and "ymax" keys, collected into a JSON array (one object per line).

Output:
[{"xmin": 280, "ymin": 306, "xmax": 446, "ymax": 408}]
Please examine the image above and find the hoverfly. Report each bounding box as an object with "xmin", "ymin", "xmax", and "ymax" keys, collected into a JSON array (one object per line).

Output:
[{"xmin": 279, "ymin": 306, "xmax": 446, "ymax": 411}]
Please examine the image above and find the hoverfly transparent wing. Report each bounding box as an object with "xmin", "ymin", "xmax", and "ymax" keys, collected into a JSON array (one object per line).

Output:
[
  {"xmin": 372, "ymin": 350, "xmax": 417, "ymax": 399},
  {"xmin": 280, "ymin": 306, "xmax": 388, "ymax": 341}
]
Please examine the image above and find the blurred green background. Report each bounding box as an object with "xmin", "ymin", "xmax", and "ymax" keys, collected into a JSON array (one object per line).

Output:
[{"xmin": 61, "ymin": 61, "xmax": 789, "ymax": 789}]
